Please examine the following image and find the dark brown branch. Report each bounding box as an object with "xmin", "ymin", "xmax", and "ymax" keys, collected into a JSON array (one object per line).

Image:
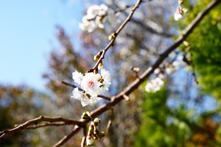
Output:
[
  {"xmin": 53, "ymin": 126, "xmax": 81, "ymax": 147},
  {"xmin": 92, "ymin": 0, "xmax": 143, "ymax": 70},
  {"xmin": 26, "ymin": 122, "xmax": 74, "ymax": 129},
  {"xmin": 61, "ymin": 80, "xmax": 111, "ymax": 101},
  {"xmin": 0, "ymin": 116, "xmax": 83, "ymax": 141}
]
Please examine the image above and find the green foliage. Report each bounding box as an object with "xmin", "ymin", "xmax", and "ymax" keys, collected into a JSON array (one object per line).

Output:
[
  {"xmin": 135, "ymin": 88, "xmax": 194, "ymax": 147},
  {"xmin": 182, "ymin": 0, "xmax": 221, "ymax": 99}
]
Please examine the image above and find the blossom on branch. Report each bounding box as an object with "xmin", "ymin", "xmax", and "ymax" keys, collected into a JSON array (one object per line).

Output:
[
  {"xmin": 71, "ymin": 69, "xmax": 111, "ymax": 107},
  {"xmin": 79, "ymin": 4, "xmax": 108, "ymax": 32},
  {"xmin": 174, "ymin": 0, "xmax": 188, "ymax": 21}
]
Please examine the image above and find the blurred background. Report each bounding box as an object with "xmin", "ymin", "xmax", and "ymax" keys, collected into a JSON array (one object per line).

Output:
[{"xmin": 1, "ymin": 0, "xmax": 221, "ymax": 146}]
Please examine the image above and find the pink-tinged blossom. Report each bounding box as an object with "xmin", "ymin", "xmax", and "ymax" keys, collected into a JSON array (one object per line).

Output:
[
  {"xmin": 145, "ymin": 78, "xmax": 164, "ymax": 92},
  {"xmin": 72, "ymin": 68, "xmax": 111, "ymax": 107},
  {"xmin": 81, "ymin": 73, "xmax": 102, "ymax": 97}
]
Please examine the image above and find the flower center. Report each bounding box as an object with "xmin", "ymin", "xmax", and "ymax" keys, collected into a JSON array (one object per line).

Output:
[{"xmin": 88, "ymin": 81, "xmax": 94, "ymax": 88}]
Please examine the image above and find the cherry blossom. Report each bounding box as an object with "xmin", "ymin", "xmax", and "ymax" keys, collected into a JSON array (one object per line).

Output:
[
  {"xmin": 174, "ymin": 6, "xmax": 183, "ymax": 21},
  {"xmin": 71, "ymin": 68, "xmax": 111, "ymax": 107},
  {"xmin": 72, "ymin": 70, "xmax": 84, "ymax": 85},
  {"xmin": 79, "ymin": 4, "xmax": 109, "ymax": 32},
  {"xmin": 145, "ymin": 77, "xmax": 164, "ymax": 92}
]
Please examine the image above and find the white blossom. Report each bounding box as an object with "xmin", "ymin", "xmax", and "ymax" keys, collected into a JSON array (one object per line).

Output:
[
  {"xmin": 101, "ymin": 69, "xmax": 111, "ymax": 82},
  {"xmin": 86, "ymin": 136, "xmax": 94, "ymax": 145},
  {"xmin": 71, "ymin": 88, "xmax": 89, "ymax": 107},
  {"xmin": 87, "ymin": 5, "xmax": 99, "ymax": 19},
  {"xmin": 145, "ymin": 78, "xmax": 164, "ymax": 92},
  {"xmin": 98, "ymin": 4, "xmax": 108, "ymax": 16},
  {"xmin": 72, "ymin": 69, "xmax": 111, "ymax": 107},
  {"xmin": 81, "ymin": 73, "xmax": 102, "ymax": 97},
  {"xmin": 79, "ymin": 16, "xmax": 97, "ymax": 33},
  {"xmin": 165, "ymin": 67, "xmax": 176, "ymax": 75},
  {"xmin": 174, "ymin": 8, "xmax": 183, "ymax": 21},
  {"xmin": 72, "ymin": 70, "xmax": 84, "ymax": 85},
  {"xmin": 79, "ymin": 4, "xmax": 109, "ymax": 32}
]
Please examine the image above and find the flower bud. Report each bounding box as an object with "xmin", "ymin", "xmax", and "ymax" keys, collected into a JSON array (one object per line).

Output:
[
  {"xmin": 132, "ymin": 67, "xmax": 140, "ymax": 72},
  {"xmin": 109, "ymin": 33, "xmax": 116, "ymax": 41},
  {"xmin": 94, "ymin": 51, "xmax": 103, "ymax": 61},
  {"xmin": 98, "ymin": 132, "xmax": 105, "ymax": 138},
  {"xmin": 94, "ymin": 55, "xmax": 100, "ymax": 61},
  {"xmin": 81, "ymin": 112, "xmax": 90, "ymax": 119},
  {"xmin": 94, "ymin": 118, "xmax": 101, "ymax": 125},
  {"xmin": 98, "ymin": 63, "xmax": 103, "ymax": 70},
  {"xmin": 178, "ymin": 0, "xmax": 183, "ymax": 5}
]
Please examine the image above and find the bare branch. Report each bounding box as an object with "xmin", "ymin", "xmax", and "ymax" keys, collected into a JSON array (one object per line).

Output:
[
  {"xmin": 106, "ymin": 109, "xmax": 113, "ymax": 134},
  {"xmin": 26, "ymin": 122, "xmax": 74, "ymax": 129},
  {"xmin": 81, "ymin": 126, "xmax": 87, "ymax": 147},
  {"xmin": 53, "ymin": 126, "xmax": 81, "ymax": 147},
  {"xmin": 0, "ymin": 116, "xmax": 82, "ymax": 141}
]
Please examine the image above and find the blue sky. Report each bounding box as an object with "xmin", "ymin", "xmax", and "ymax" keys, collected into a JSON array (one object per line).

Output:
[{"xmin": 0, "ymin": 0, "xmax": 84, "ymax": 90}]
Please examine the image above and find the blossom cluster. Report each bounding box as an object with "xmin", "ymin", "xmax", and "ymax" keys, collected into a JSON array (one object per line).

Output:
[
  {"xmin": 145, "ymin": 55, "xmax": 187, "ymax": 93},
  {"xmin": 79, "ymin": 4, "xmax": 108, "ymax": 32},
  {"xmin": 174, "ymin": 0, "xmax": 188, "ymax": 21},
  {"xmin": 71, "ymin": 68, "xmax": 111, "ymax": 107}
]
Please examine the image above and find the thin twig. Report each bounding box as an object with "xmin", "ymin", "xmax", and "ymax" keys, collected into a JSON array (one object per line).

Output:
[
  {"xmin": 26, "ymin": 122, "xmax": 75, "ymax": 129},
  {"xmin": 81, "ymin": 126, "xmax": 87, "ymax": 147},
  {"xmin": 0, "ymin": 116, "xmax": 82, "ymax": 141},
  {"xmin": 61, "ymin": 80, "xmax": 111, "ymax": 101},
  {"xmin": 106, "ymin": 109, "xmax": 113, "ymax": 134},
  {"xmin": 53, "ymin": 126, "xmax": 81, "ymax": 147},
  {"xmin": 92, "ymin": 0, "xmax": 143, "ymax": 70}
]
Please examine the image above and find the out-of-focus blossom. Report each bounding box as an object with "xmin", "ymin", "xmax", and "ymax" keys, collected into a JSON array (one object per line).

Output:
[
  {"xmin": 174, "ymin": 6, "xmax": 183, "ymax": 21},
  {"xmin": 174, "ymin": 0, "xmax": 188, "ymax": 21},
  {"xmin": 145, "ymin": 77, "xmax": 164, "ymax": 92},
  {"xmin": 86, "ymin": 135, "xmax": 94, "ymax": 145},
  {"xmin": 79, "ymin": 4, "xmax": 109, "ymax": 32}
]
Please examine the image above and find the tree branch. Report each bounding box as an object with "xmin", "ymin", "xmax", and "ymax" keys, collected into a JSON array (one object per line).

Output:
[
  {"xmin": 81, "ymin": 126, "xmax": 87, "ymax": 147},
  {"xmin": 0, "ymin": 116, "xmax": 83, "ymax": 141},
  {"xmin": 26, "ymin": 122, "xmax": 74, "ymax": 129},
  {"xmin": 52, "ymin": 126, "xmax": 81, "ymax": 147}
]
